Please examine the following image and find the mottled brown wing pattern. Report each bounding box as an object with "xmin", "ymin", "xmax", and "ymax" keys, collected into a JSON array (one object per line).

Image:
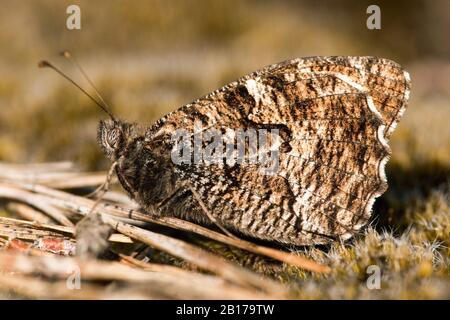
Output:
[{"xmin": 150, "ymin": 56, "xmax": 411, "ymax": 245}]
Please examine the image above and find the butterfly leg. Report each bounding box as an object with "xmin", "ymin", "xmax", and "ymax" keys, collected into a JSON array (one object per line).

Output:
[
  {"xmin": 76, "ymin": 161, "xmax": 117, "ymax": 259},
  {"xmin": 188, "ymin": 184, "xmax": 240, "ymax": 240},
  {"xmin": 85, "ymin": 161, "xmax": 118, "ymax": 198}
]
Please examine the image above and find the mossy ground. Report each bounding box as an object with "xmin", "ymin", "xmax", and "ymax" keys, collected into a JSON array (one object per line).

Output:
[{"xmin": 0, "ymin": 0, "xmax": 448, "ymax": 299}]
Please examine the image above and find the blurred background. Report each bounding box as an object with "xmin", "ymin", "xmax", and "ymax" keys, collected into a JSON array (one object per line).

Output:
[{"xmin": 0, "ymin": 0, "xmax": 449, "ymax": 224}]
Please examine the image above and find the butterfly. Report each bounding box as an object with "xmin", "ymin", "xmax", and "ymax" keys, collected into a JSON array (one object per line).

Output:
[{"xmin": 43, "ymin": 55, "xmax": 411, "ymax": 246}]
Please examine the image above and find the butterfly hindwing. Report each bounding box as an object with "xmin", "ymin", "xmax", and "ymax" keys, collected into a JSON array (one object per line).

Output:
[{"xmin": 149, "ymin": 56, "xmax": 410, "ymax": 245}]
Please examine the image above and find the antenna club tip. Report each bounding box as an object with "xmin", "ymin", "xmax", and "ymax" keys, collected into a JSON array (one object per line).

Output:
[
  {"xmin": 38, "ymin": 60, "xmax": 51, "ymax": 68},
  {"xmin": 60, "ymin": 50, "xmax": 72, "ymax": 58}
]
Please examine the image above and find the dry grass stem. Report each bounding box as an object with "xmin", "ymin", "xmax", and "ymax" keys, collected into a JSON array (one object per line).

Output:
[{"xmin": 0, "ymin": 162, "xmax": 332, "ymax": 299}]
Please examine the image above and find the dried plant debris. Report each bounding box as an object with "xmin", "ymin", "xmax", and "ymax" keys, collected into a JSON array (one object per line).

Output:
[
  {"xmin": 0, "ymin": 162, "xmax": 448, "ymax": 299},
  {"xmin": 0, "ymin": 162, "xmax": 327, "ymax": 299}
]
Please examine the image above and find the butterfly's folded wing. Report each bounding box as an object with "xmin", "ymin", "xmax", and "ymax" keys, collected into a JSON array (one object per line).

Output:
[{"xmin": 151, "ymin": 56, "xmax": 411, "ymax": 245}]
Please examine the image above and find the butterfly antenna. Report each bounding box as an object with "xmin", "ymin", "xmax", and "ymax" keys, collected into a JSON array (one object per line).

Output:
[
  {"xmin": 38, "ymin": 60, "xmax": 116, "ymax": 121},
  {"xmin": 60, "ymin": 50, "xmax": 112, "ymax": 113}
]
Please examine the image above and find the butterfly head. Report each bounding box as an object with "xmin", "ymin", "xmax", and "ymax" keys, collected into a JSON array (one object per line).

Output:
[{"xmin": 97, "ymin": 119, "xmax": 128, "ymax": 160}]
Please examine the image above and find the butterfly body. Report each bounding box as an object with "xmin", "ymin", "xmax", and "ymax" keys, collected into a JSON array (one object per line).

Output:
[{"xmin": 97, "ymin": 56, "xmax": 411, "ymax": 246}]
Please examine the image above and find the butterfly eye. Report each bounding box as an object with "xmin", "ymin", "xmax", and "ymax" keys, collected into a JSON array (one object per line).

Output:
[{"xmin": 107, "ymin": 129, "xmax": 120, "ymax": 149}]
